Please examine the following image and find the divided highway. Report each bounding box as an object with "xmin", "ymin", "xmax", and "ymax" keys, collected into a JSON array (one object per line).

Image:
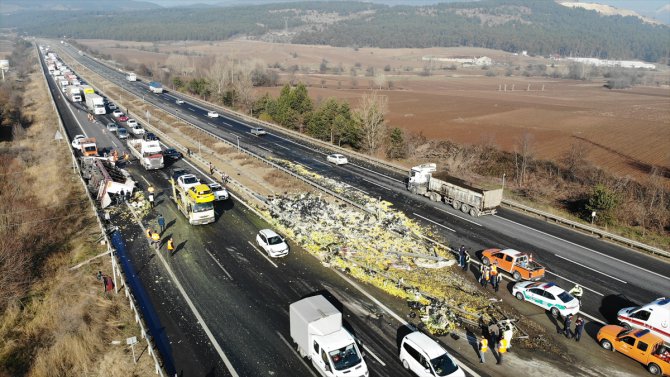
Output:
[{"xmin": 57, "ymin": 43, "xmax": 670, "ymax": 326}]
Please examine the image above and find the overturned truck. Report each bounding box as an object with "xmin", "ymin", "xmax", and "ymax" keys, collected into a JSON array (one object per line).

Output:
[{"xmin": 80, "ymin": 157, "xmax": 135, "ymax": 208}]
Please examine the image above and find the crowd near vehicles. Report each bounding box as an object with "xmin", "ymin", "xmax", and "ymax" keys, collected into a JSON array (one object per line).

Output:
[
  {"xmin": 80, "ymin": 157, "xmax": 135, "ymax": 208},
  {"xmin": 481, "ymin": 248, "xmax": 545, "ymax": 281},
  {"xmin": 399, "ymin": 332, "xmax": 465, "ymax": 377},
  {"xmin": 597, "ymin": 326, "xmax": 670, "ymax": 376},
  {"xmin": 290, "ymin": 295, "xmax": 368, "ymax": 377},
  {"xmin": 127, "ymin": 139, "xmax": 164, "ymax": 170},
  {"xmin": 618, "ymin": 298, "xmax": 670, "ymax": 344},
  {"xmin": 256, "ymin": 229, "xmax": 289, "ymax": 258},
  {"xmin": 407, "ymin": 163, "xmax": 502, "ymax": 217},
  {"xmin": 170, "ymin": 175, "xmax": 215, "ymax": 225},
  {"xmin": 512, "ymin": 281, "xmax": 580, "ymax": 318},
  {"xmin": 149, "ymin": 81, "xmax": 163, "ymax": 93},
  {"xmin": 327, "ymin": 154, "xmax": 348, "ymax": 165}
]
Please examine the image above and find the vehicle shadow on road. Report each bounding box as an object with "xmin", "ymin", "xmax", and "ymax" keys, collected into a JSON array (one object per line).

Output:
[
  {"xmin": 584, "ymin": 321, "xmax": 605, "ymax": 343},
  {"xmin": 396, "ymin": 325, "xmax": 416, "ymax": 352},
  {"xmin": 165, "ymin": 219, "xmax": 176, "ymax": 233},
  {"xmin": 545, "ymin": 311, "xmax": 562, "ymax": 334},
  {"xmin": 505, "ymin": 280, "xmax": 515, "ymax": 295},
  {"xmin": 599, "ymin": 294, "xmax": 637, "ymax": 324}
]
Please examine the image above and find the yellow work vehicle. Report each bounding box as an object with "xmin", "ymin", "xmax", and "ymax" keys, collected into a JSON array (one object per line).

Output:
[{"xmin": 170, "ymin": 180, "xmax": 215, "ymax": 225}]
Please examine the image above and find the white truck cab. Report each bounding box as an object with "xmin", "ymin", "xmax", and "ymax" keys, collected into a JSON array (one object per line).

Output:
[
  {"xmin": 290, "ymin": 295, "xmax": 369, "ymax": 377},
  {"xmin": 618, "ymin": 297, "xmax": 670, "ymax": 344}
]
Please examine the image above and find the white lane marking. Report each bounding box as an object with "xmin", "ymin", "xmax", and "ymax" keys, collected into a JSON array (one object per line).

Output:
[
  {"xmin": 495, "ymin": 215, "xmax": 670, "ymax": 282},
  {"xmin": 361, "ymin": 344, "xmax": 386, "ymax": 367},
  {"xmin": 277, "ymin": 331, "xmax": 319, "ymax": 377},
  {"xmin": 188, "ymin": 107, "xmax": 196, "ymax": 111},
  {"xmin": 141, "ymin": 176, "xmax": 151, "ymax": 185},
  {"xmin": 361, "ymin": 178, "xmax": 390, "ymax": 191},
  {"xmin": 275, "ymin": 143, "xmax": 290, "ymax": 150},
  {"xmin": 413, "ymin": 213, "xmax": 456, "ymax": 232},
  {"xmin": 247, "ymin": 241, "xmax": 278, "ymax": 268},
  {"xmin": 553, "ymin": 254, "xmax": 627, "ymax": 284},
  {"xmin": 207, "ymin": 122, "xmax": 217, "ymax": 127},
  {"xmin": 352, "ymin": 163, "xmax": 404, "ymax": 184},
  {"xmin": 332, "ymin": 270, "xmax": 481, "ymax": 377},
  {"xmin": 433, "ymin": 206, "xmax": 481, "ymax": 227},
  {"xmin": 545, "ymin": 270, "xmax": 604, "ymax": 296},
  {"xmin": 258, "ymin": 146, "xmax": 272, "ymax": 153},
  {"xmin": 311, "ymin": 158, "xmax": 330, "ymax": 167},
  {"xmin": 126, "ymin": 205, "xmax": 240, "ymax": 377},
  {"xmin": 204, "ymin": 248, "xmax": 234, "ymax": 280},
  {"xmin": 578, "ymin": 311, "xmax": 606, "ymax": 325}
]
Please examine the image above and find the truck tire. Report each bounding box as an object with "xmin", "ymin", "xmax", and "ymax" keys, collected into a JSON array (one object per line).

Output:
[
  {"xmin": 460, "ymin": 203, "xmax": 470, "ymax": 213},
  {"xmin": 513, "ymin": 271, "xmax": 522, "ymax": 281},
  {"xmin": 430, "ymin": 192, "xmax": 441, "ymax": 202},
  {"xmin": 469, "ymin": 208, "xmax": 479, "ymax": 217},
  {"xmin": 648, "ymin": 363, "xmax": 662, "ymax": 375},
  {"xmin": 409, "ymin": 186, "xmax": 417, "ymax": 195},
  {"xmin": 482, "ymin": 257, "xmax": 490, "ymax": 266},
  {"xmin": 452, "ymin": 200, "xmax": 460, "ymax": 210}
]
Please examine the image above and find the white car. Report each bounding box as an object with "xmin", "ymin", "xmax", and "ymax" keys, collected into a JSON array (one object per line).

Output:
[
  {"xmin": 112, "ymin": 110, "xmax": 123, "ymax": 118},
  {"xmin": 107, "ymin": 103, "xmax": 117, "ymax": 110},
  {"xmin": 71, "ymin": 134, "xmax": 86, "ymax": 149},
  {"xmin": 129, "ymin": 124, "xmax": 145, "ymax": 136},
  {"xmin": 208, "ymin": 183, "xmax": 229, "ymax": 201},
  {"xmin": 106, "ymin": 122, "xmax": 118, "ymax": 132},
  {"xmin": 126, "ymin": 118, "xmax": 138, "ymax": 127},
  {"xmin": 176, "ymin": 99, "xmax": 184, "ymax": 105},
  {"xmin": 399, "ymin": 332, "xmax": 465, "ymax": 377},
  {"xmin": 327, "ymin": 153, "xmax": 348, "ymax": 165},
  {"xmin": 177, "ymin": 174, "xmax": 200, "ymax": 191},
  {"xmin": 256, "ymin": 229, "xmax": 289, "ymax": 258},
  {"xmin": 512, "ymin": 281, "xmax": 580, "ymax": 318},
  {"xmin": 207, "ymin": 111, "xmax": 219, "ymax": 118},
  {"xmin": 250, "ymin": 127, "xmax": 266, "ymax": 136}
]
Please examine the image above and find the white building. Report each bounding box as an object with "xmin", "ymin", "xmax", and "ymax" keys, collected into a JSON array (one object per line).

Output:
[
  {"xmin": 422, "ymin": 55, "xmax": 492, "ymax": 66},
  {"xmin": 564, "ymin": 57, "xmax": 655, "ymax": 69}
]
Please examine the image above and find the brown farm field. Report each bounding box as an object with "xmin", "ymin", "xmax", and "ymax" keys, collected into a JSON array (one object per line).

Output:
[{"xmin": 80, "ymin": 39, "xmax": 670, "ymax": 182}]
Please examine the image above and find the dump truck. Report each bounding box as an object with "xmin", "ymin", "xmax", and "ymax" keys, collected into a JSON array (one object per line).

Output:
[
  {"xmin": 290, "ymin": 295, "xmax": 369, "ymax": 377},
  {"xmin": 85, "ymin": 93, "xmax": 106, "ymax": 115},
  {"xmin": 127, "ymin": 139, "xmax": 164, "ymax": 170},
  {"xmin": 481, "ymin": 248, "xmax": 545, "ymax": 281},
  {"xmin": 126, "ymin": 72, "xmax": 137, "ymax": 81},
  {"xmin": 407, "ymin": 163, "xmax": 502, "ymax": 216},
  {"xmin": 80, "ymin": 157, "xmax": 135, "ymax": 208},
  {"xmin": 148, "ymin": 81, "xmax": 163, "ymax": 94},
  {"xmin": 170, "ymin": 179, "xmax": 215, "ymax": 225}
]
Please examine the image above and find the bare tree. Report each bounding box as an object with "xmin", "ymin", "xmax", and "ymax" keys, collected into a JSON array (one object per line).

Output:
[
  {"xmin": 560, "ymin": 139, "xmax": 590, "ymax": 180},
  {"xmin": 514, "ymin": 132, "xmax": 534, "ymax": 186},
  {"xmin": 355, "ymin": 91, "xmax": 388, "ymax": 155},
  {"xmin": 207, "ymin": 56, "xmax": 232, "ymax": 101},
  {"xmin": 373, "ymin": 72, "xmax": 387, "ymax": 90},
  {"xmin": 234, "ymin": 65, "xmax": 254, "ymax": 114}
]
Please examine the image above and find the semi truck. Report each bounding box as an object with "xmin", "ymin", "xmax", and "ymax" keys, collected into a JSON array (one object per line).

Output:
[
  {"xmin": 67, "ymin": 86, "xmax": 82, "ymax": 102},
  {"xmin": 126, "ymin": 72, "xmax": 137, "ymax": 81},
  {"xmin": 290, "ymin": 295, "xmax": 369, "ymax": 377},
  {"xmin": 148, "ymin": 81, "xmax": 163, "ymax": 93},
  {"xmin": 85, "ymin": 93, "xmax": 106, "ymax": 115},
  {"xmin": 170, "ymin": 179, "xmax": 215, "ymax": 225},
  {"xmin": 80, "ymin": 157, "xmax": 135, "ymax": 208},
  {"xmin": 127, "ymin": 139, "xmax": 164, "ymax": 170},
  {"xmin": 407, "ymin": 163, "xmax": 502, "ymax": 216}
]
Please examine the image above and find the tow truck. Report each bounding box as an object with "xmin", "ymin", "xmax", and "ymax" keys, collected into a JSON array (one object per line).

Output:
[{"xmin": 170, "ymin": 179, "xmax": 215, "ymax": 225}]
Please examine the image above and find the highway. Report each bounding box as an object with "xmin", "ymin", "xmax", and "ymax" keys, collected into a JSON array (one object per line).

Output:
[{"xmin": 56, "ymin": 42, "xmax": 670, "ymax": 327}]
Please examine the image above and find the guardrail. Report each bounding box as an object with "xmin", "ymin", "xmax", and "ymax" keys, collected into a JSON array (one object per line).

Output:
[
  {"xmin": 66, "ymin": 45, "xmax": 668, "ymax": 258},
  {"xmin": 38, "ymin": 44, "xmax": 166, "ymax": 375}
]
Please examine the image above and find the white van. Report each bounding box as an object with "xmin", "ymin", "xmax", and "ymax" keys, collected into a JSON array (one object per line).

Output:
[
  {"xmin": 617, "ymin": 297, "xmax": 670, "ymax": 344},
  {"xmin": 399, "ymin": 332, "xmax": 464, "ymax": 377}
]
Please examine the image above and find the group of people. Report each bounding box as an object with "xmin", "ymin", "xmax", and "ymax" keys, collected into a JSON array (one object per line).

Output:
[
  {"xmin": 479, "ymin": 319, "xmax": 514, "ymax": 365},
  {"xmin": 146, "ymin": 220, "xmax": 175, "ymax": 254},
  {"xmin": 560, "ymin": 314, "xmax": 586, "ymax": 341},
  {"xmin": 479, "ymin": 262, "xmax": 502, "ymax": 292},
  {"xmin": 115, "ymin": 189, "xmax": 131, "ymax": 204}
]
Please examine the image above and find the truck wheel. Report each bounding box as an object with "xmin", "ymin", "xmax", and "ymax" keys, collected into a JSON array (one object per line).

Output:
[
  {"xmin": 469, "ymin": 208, "xmax": 479, "ymax": 217},
  {"xmin": 460, "ymin": 203, "xmax": 470, "ymax": 213},
  {"xmin": 515, "ymin": 292, "xmax": 524, "ymax": 301},
  {"xmin": 550, "ymin": 307, "xmax": 560, "ymax": 318},
  {"xmin": 648, "ymin": 363, "xmax": 661, "ymax": 375},
  {"xmin": 482, "ymin": 257, "xmax": 490, "ymax": 266},
  {"xmin": 513, "ymin": 271, "xmax": 522, "ymax": 281},
  {"xmin": 402, "ymin": 359, "xmax": 410, "ymax": 370},
  {"xmin": 600, "ymin": 339, "xmax": 613, "ymax": 351},
  {"xmin": 409, "ymin": 186, "xmax": 417, "ymax": 195},
  {"xmin": 430, "ymin": 192, "xmax": 441, "ymax": 202},
  {"xmin": 452, "ymin": 200, "xmax": 460, "ymax": 210}
]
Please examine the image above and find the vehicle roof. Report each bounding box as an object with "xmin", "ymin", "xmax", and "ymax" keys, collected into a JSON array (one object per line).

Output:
[
  {"xmin": 259, "ymin": 229, "xmax": 280, "ymax": 238},
  {"xmin": 179, "ymin": 174, "xmax": 197, "ymax": 180},
  {"xmin": 208, "ymin": 182, "xmax": 223, "ymax": 188},
  {"xmin": 319, "ymin": 328, "xmax": 357, "ymax": 351},
  {"xmin": 330, "ymin": 153, "xmax": 344, "ymax": 157},
  {"xmin": 404, "ymin": 332, "xmax": 446, "ymax": 359},
  {"xmin": 496, "ymin": 249, "xmax": 523, "ymax": 257}
]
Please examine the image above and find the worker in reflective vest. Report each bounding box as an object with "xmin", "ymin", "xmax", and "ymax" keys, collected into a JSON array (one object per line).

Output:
[
  {"xmin": 167, "ymin": 237, "xmax": 174, "ymax": 254},
  {"xmin": 479, "ymin": 336, "xmax": 488, "ymax": 363},
  {"xmin": 151, "ymin": 231, "xmax": 160, "ymax": 250},
  {"xmin": 497, "ymin": 338, "xmax": 508, "ymax": 365},
  {"xmin": 146, "ymin": 228, "xmax": 153, "ymax": 239}
]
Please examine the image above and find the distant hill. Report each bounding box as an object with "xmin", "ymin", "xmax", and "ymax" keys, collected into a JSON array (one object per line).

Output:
[
  {"xmin": 3, "ymin": 0, "xmax": 668, "ymax": 62},
  {"xmin": 0, "ymin": 0, "xmax": 161, "ymax": 12},
  {"xmin": 559, "ymin": 2, "xmax": 662, "ymax": 25}
]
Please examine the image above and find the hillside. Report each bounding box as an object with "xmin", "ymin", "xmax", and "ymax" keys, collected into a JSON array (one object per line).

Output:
[
  {"xmin": 559, "ymin": 2, "xmax": 662, "ymax": 25},
  {"xmin": 3, "ymin": 0, "xmax": 668, "ymax": 62}
]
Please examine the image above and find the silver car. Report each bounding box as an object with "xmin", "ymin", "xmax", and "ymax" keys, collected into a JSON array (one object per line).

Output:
[{"xmin": 208, "ymin": 183, "xmax": 229, "ymax": 201}]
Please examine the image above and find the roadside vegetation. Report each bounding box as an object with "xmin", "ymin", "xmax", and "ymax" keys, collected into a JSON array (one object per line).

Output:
[{"xmin": 0, "ymin": 38, "xmax": 153, "ymax": 376}]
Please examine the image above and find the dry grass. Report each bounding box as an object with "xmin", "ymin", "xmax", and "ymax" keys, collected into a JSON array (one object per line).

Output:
[{"xmin": 264, "ymin": 170, "xmax": 297, "ymax": 189}]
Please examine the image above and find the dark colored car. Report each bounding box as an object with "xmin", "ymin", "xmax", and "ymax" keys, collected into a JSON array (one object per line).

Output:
[
  {"xmin": 163, "ymin": 148, "xmax": 182, "ymax": 160},
  {"xmin": 171, "ymin": 168, "xmax": 188, "ymax": 181},
  {"xmin": 143, "ymin": 132, "xmax": 159, "ymax": 141}
]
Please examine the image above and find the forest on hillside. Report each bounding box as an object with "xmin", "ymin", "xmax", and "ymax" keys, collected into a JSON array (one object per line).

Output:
[{"xmin": 4, "ymin": 0, "xmax": 669, "ymax": 62}]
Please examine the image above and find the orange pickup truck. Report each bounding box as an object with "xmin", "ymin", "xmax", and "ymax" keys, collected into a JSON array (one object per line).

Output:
[
  {"xmin": 597, "ymin": 325, "xmax": 670, "ymax": 376},
  {"xmin": 481, "ymin": 248, "xmax": 545, "ymax": 281}
]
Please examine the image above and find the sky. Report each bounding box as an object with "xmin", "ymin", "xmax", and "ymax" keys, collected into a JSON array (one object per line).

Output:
[{"xmin": 148, "ymin": 0, "xmax": 670, "ymax": 23}]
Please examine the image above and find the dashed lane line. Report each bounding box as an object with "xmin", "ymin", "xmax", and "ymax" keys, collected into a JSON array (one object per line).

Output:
[
  {"xmin": 247, "ymin": 241, "xmax": 278, "ymax": 268},
  {"xmin": 553, "ymin": 254, "xmax": 627, "ymax": 284},
  {"xmin": 413, "ymin": 213, "xmax": 456, "ymax": 232},
  {"xmin": 204, "ymin": 248, "xmax": 234, "ymax": 280},
  {"xmin": 433, "ymin": 206, "xmax": 482, "ymax": 227}
]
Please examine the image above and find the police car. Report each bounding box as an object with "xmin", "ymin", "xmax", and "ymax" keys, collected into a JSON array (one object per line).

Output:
[{"xmin": 512, "ymin": 281, "xmax": 580, "ymax": 318}]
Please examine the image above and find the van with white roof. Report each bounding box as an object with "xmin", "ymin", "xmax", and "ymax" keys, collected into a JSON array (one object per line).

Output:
[
  {"xmin": 399, "ymin": 331, "xmax": 465, "ymax": 377},
  {"xmin": 618, "ymin": 297, "xmax": 670, "ymax": 344}
]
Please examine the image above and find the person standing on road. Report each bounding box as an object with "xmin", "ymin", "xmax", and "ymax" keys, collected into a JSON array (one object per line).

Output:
[
  {"xmin": 458, "ymin": 245, "xmax": 465, "ymax": 268},
  {"xmin": 157, "ymin": 214, "xmax": 165, "ymax": 234},
  {"xmin": 148, "ymin": 192, "xmax": 155, "ymax": 208},
  {"xmin": 494, "ymin": 272, "xmax": 502, "ymax": 293},
  {"xmin": 151, "ymin": 231, "xmax": 160, "ymax": 250},
  {"xmin": 574, "ymin": 316, "xmax": 585, "ymax": 342},
  {"xmin": 563, "ymin": 314, "xmax": 573, "ymax": 338},
  {"xmin": 167, "ymin": 237, "xmax": 175, "ymax": 254},
  {"xmin": 209, "ymin": 162, "xmax": 214, "ymax": 175},
  {"xmin": 569, "ymin": 284, "xmax": 584, "ymax": 305},
  {"xmin": 497, "ymin": 338, "xmax": 508, "ymax": 365},
  {"xmin": 146, "ymin": 228, "xmax": 153, "ymax": 240},
  {"xmin": 490, "ymin": 263, "xmax": 498, "ymax": 290},
  {"xmin": 481, "ymin": 266, "xmax": 490, "ymax": 288},
  {"xmin": 463, "ymin": 251, "xmax": 471, "ymax": 272},
  {"xmin": 478, "ymin": 336, "xmax": 488, "ymax": 363}
]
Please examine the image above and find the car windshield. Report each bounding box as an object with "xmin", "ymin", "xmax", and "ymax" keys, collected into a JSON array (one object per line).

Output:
[
  {"xmin": 183, "ymin": 176, "xmax": 198, "ymax": 184},
  {"xmin": 431, "ymin": 353, "xmax": 459, "ymax": 376},
  {"xmin": 557, "ymin": 292, "xmax": 574, "ymax": 303},
  {"xmin": 328, "ymin": 343, "xmax": 362, "ymax": 371},
  {"xmin": 617, "ymin": 328, "xmax": 636, "ymax": 337},
  {"xmin": 118, "ymin": 129, "xmax": 127, "ymax": 135},
  {"xmin": 193, "ymin": 202, "xmax": 213, "ymax": 213},
  {"xmin": 267, "ymin": 235, "xmax": 284, "ymax": 245}
]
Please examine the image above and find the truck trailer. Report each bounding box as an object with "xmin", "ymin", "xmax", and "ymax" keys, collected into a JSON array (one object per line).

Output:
[
  {"xmin": 407, "ymin": 163, "xmax": 502, "ymax": 216},
  {"xmin": 85, "ymin": 93, "xmax": 106, "ymax": 115},
  {"xmin": 290, "ymin": 295, "xmax": 369, "ymax": 377},
  {"xmin": 127, "ymin": 139, "xmax": 164, "ymax": 170},
  {"xmin": 148, "ymin": 81, "xmax": 163, "ymax": 93}
]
